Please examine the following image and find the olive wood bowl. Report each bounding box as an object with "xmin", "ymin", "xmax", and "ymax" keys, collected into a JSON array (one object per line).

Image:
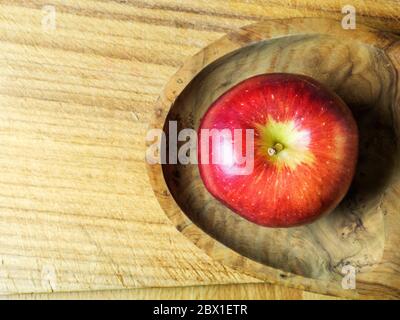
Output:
[{"xmin": 147, "ymin": 18, "xmax": 400, "ymax": 299}]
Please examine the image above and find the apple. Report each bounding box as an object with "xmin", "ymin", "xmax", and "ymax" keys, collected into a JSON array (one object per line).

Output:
[{"xmin": 198, "ymin": 73, "xmax": 358, "ymax": 227}]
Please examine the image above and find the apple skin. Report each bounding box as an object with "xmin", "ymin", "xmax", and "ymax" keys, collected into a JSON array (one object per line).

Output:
[{"xmin": 198, "ymin": 73, "xmax": 358, "ymax": 228}]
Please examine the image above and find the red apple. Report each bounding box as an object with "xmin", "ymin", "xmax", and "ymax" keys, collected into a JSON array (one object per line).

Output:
[{"xmin": 198, "ymin": 73, "xmax": 358, "ymax": 227}]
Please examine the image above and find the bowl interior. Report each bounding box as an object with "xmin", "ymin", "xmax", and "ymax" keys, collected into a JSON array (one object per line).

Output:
[{"xmin": 162, "ymin": 34, "xmax": 398, "ymax": 281}]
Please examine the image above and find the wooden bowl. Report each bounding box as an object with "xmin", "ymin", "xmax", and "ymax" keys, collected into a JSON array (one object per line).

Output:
[{"xmin": 147, "ymin": 18, "xmax": 400, "ymax": 299}]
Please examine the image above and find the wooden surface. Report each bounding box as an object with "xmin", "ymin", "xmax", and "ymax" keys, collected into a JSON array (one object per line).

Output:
[
  {"xmin": 0, "ymin": 283, "xmax": 340, "ymax": 300},
  {"xmin": 149, "ymin": 18, "xmax": 400, "ymax": 299},
  {"xmin": 0, "ymin": 0, "xmax": 399, "ymax": 299}
]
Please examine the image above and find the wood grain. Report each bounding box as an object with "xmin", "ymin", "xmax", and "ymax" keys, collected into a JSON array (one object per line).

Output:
[
  {"xmin": 0, "ymin": 283, "xmax": 304, "ymax": 300},
  {"xmin": 0, "ymin": 0, "xmax": 399, "ymax": 298},
  {"xmin": 0, "ymin": 282, "xmax": 343, "ymax": 299}
]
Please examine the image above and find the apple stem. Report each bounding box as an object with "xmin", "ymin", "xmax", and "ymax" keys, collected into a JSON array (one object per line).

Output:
[{"xmin": 267, "ymin": 142, "xmax": 284, "ymax": 156}]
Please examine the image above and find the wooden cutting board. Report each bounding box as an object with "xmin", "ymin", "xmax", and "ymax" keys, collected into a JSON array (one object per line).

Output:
[{"xmin": 0, "ymin": 0, "xmax": 399, "ymax": 298}]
